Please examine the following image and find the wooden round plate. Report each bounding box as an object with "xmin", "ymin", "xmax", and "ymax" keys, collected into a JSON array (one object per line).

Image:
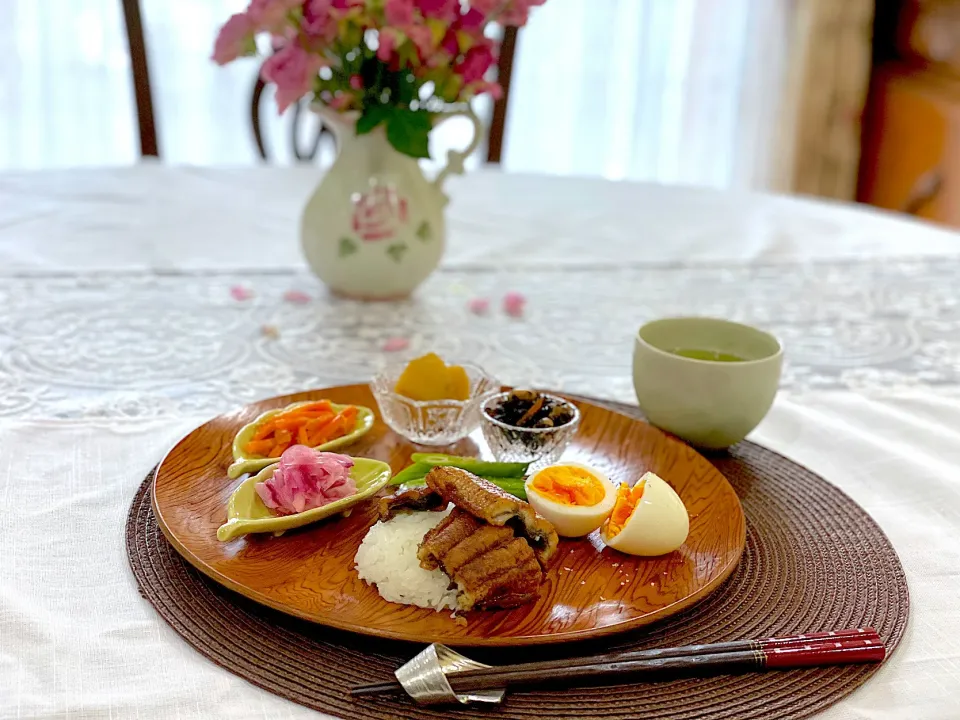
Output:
[{"xmin": 152, "ymin": 385, "xmax": 745, "ymax": 647}]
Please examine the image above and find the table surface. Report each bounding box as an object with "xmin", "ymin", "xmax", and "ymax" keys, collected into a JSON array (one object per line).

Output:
[{"xmin": 2, "ymin": 166, "xmax": 959, "ymax": 720}]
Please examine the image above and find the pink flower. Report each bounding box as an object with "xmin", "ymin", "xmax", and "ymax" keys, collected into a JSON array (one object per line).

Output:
[
  {"xmin": 468, "ymin": 0, "xmax": 500, "ymax": 15},
  {"xmin": 440, "ymin": 29, "xmax": 459, "ymax": 57},
  {"xmin": 261, "ymin": 43, "xmax": 326, "ymax": 113},
  {"xmin": 246, "ymin": 0, "xmax": 300, "ymax": 31},
  {"xmin": 472, "ymin": 80, "xmax": 502, "ymax": 99},
  {"xmin": 328, "ymin": 92, "xmax": 353, "ymax": 110},
  {"xmin": 385, "ymin": 0, "xmax": 415, "ymax": 25},
  {"xmin": 212, "ymin": 13, "xmax": 255, "ymax": 65},
  {"xmin": 382, "ymin": 337, "xmax": 410, "ymax": 352},
  {"xmin": 405, "ymin": 24, "xmax": 435, "ymax": 58},
  {"xmin": 283, "ymin": 290, "xmax": 312, "ymax": 304},
  {"xmin": 303, "ymin": 0, "xmax": 330, "ymax": 23},
  {"xmin": 377, "ymin": 28, "xmax": 399, "ymax": 62},
  {"xmin": 503, "ymin": 291, "xmax": 526, "ymax": 317},
  {"xmin": 302, "ymin": 0, "xmax": 338, "ymax": 41},
  {"xmin": 499, "ymin": 0, "xmax": 547, "ymax": 26},
  {"xmin": 349, "ymin": 74, "xmax": 364, "ymax": 90},
  {"xmin": 468, "ymin": 297, "xmax": 490, "ymax": 315},
  {"xmin": 415, "ymin": 0, "xmax": 459, "ymax": 21},
  {"xmin": 456, "ymin": 43, "xmax": 495, "ymax": 84},
  {"xmin": 230, "ymin": 285, "xmax": 254, "ymax": 301},
  {"xmin": 457, "ymin": 8, "xmax": 487, "ymax": 32}
]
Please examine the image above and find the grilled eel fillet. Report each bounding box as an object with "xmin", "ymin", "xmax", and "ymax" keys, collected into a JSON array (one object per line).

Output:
[
  {"xmin": 377, "ymin": 485, "xmax": 445, "ymax": 521},
  {"xmin": 424, "ymin": 466, "xmax": 559, "ymax": 568},
  {"xmin": 418, "ymin": 509, "xmax": 543, "ymax": 610}
]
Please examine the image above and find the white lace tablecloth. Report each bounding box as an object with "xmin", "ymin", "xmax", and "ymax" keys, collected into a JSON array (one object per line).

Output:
[{"xmin": 2, "ymin": 166, "xmax": 960, "ymax": 720}]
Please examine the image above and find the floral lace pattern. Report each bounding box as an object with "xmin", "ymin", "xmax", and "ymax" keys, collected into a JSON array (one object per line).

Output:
[{"xmin": 5, "ymin": 257, "xmax": 960, "ymax": 419}]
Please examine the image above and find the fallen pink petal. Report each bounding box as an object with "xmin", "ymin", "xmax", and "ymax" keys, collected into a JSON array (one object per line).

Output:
[
  {"xmin": 382, "ymin": 337, "xmax": 410, "ymax": 352},
  {"xmin": 468, "ymin": 297, "xmax": 490, "ymax": 315},
  {"xmin": 230, "ymin": 285, "xmax": 254, "ymax": 301},
  {"xmin": 503, "ymin": 291, "xmax": 526, "ymax": 317},
  {"xmin": 283, "ymin": 290, "xmax": 312, "ymax": 304}
]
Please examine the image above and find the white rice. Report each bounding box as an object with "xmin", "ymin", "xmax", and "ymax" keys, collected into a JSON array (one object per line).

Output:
[{"xmin": 354, "ymin": 508, "xmax": 458, "ymax": 611}]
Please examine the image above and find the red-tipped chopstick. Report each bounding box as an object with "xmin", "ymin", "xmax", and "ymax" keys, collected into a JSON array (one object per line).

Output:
[{"xmin": 349, "ymin": 628, "xmax": 884, "ymax": 697}]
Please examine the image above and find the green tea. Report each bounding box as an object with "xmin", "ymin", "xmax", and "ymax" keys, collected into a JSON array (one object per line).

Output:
[{"xmin": 671, "ymin": 348, "xmax": 746, "ymax": 362}]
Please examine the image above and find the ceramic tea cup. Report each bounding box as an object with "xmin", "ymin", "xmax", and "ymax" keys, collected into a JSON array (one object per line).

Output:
[{"xmin": 633, "ymin": 317, "xmax": 783, "ymax": 449}]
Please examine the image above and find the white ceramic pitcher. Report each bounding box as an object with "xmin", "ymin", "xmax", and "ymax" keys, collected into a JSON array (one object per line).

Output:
[{"xmin": 300, "ymin": 104, "xmax": 482, "ymax": 300}]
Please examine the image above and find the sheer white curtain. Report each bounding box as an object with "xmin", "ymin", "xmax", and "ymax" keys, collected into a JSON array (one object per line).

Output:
[
  {"xmin": 0, "ymin": 0, "xmax": 795, "ymax": 192},
  {"xmin": 502, "ymin": 0, "xmax": 794, "ymax": 190}
]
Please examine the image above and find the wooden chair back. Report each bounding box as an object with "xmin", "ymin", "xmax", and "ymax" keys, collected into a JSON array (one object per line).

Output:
[{"xmin": 121, "ymin": 0, "xmax": 159, "ymax": 157}]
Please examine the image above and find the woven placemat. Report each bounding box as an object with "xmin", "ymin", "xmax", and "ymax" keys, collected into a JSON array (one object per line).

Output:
[{"xmin": 126, "ymin": 399, "xmax": 909, "ymax": 720}]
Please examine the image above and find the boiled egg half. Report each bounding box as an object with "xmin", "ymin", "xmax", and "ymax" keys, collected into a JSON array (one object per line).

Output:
[
  {"xmin": 524, "ymin": 462, "xmax": 617, "ymax": 538},
  {"xmin": 600, "ymin": 472, "xmax": 689, "ymax": 556}
]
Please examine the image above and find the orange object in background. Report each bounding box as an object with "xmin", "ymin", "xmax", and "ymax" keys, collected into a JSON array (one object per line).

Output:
[{"xmin": 858, "ymin": 64, "xmax": 960, "ymax": 226}]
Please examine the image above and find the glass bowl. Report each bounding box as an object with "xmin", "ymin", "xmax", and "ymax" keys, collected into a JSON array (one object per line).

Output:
[
  {"xmin": 480, "ymin": 391, "xmax": 581, "ymax": 470},
  {"xmin": 370, "ymin": 362, "xmax": 499, "ymax": 446}
]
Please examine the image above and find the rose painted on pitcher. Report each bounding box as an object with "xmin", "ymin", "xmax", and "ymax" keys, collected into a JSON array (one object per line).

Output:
[{"xmin": 351, "ymin": 186, "xmax": 409, "ymax": 242}]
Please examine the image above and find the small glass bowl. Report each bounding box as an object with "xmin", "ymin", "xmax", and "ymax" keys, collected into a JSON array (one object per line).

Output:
[
  {"xmin": 370, "ymin": 362, "xmax": 499, "ymax": 446},
  {"xmin": 480, "ymin": 391, "xmax": 581, "ymax": 469}
]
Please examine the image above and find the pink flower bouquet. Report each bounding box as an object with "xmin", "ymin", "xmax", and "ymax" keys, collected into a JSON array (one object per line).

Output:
[{"xmin": 213, "ymin": 0, "xmax": 548, "ymax": 158}]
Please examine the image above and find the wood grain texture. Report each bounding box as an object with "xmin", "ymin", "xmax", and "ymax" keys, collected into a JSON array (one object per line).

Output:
[{"xmin": 152, "ymin": 385, "xmax": 745, "ymax": 647}]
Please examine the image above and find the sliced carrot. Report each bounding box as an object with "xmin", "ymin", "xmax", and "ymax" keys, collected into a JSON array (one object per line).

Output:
[
  {"xmin": 333, "ymin": 415, "xmax": 351, "ymax": 437},
  {"xmin": 295, "ymin": 407, "xmax": 334, "ymax": 415},
  {"xmin": 243, "ymin": 439, "xmax": 275, "ymax": 456},
  {"xmin": 244, "ymin": 403, "xmax": 359, "ymax": 455},
  {"xmin": 305, "ymin": 415, "xmax": 337, "ymax": 434},
  {"xmin": 295, "ymin": 401, "xmax": 332, "ymax": 413},
  {"xmin": 251, "ymin": 420, "xmax": 277, "ymax": 441},
  {"xmin": 311, "ymin": 427, "xmax": 341, "ymax": 446},
  {"xmin": 273, "ymin": 417, "xmax": 320, "ymax": 431}
]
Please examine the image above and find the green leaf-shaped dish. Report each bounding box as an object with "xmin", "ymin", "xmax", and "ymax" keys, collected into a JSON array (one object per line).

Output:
[
  {"xmin": 227, "ymin": 401, "xmax": 374, "ymax": 479},
  {"xmin": 217, "ymin": 456, "xmax": 392, "ymax": 542}
]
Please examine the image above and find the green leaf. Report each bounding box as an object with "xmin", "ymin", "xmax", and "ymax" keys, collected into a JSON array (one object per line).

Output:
[
  {"xmin": 356, "ymin": 105, "xmax": 389, "ymax": 135},
  {"xmin": 386, "ymin": 242, "xmax": 408, "ymax": 263},
  {"xmin": 395, "ymin": 72, "xmax": 417, "ymax": 106},
  {"xmin": 338, "ymin": 237, "xmax": 358, "ymax": 257},
  {"xmin": 386, "ymin": 110, "xmax": 432, "ymax": 159},
  {"xmin": 359, "ymin": 55, "xmax": 384, "ymax": 92},
  {"xmin": 416, "ymin": 220, "xmax": 431, "ymax": 242},
  {"xmin": 240, "ymin": 36, "xmax": 257, "ymax": 57},
  {"xmin": 397, "ymin": 43, "xmax": 419, "ymax": 73},
  {"xmin": 437, "ymin": 74, "xmax": 464, "ymax": 103}
]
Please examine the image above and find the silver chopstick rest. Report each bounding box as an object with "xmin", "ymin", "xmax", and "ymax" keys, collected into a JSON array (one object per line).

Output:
[{"xmin": 394, "ymin": 643, "xmax": 506, "ymax": 705}]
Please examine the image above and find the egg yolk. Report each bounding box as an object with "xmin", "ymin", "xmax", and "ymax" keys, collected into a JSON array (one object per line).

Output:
[
  {"xmin": 604, "ymin": 480, "xmax": 647, "ymax": 538},
  {"xmin": 530, "ymin": 466, "xmax": 606, "ymax": 506}
]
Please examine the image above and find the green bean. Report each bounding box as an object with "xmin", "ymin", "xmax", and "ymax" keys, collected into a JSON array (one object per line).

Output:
[
  {"xmin": 387, "ymin": 462, "xmax": 434, "ymax": 486},
  {"xmin": 488, "ymin": 477, "xmax": 527, "ymax": 501},
  {"xmin": 409, "ymin": 453, "xmax": 530, "ymax": 478}
]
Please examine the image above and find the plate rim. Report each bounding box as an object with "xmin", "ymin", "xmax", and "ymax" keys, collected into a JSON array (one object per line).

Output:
[{"xmin": 151, "ymin": 384, "xmax": 747, "ymax": 647}]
